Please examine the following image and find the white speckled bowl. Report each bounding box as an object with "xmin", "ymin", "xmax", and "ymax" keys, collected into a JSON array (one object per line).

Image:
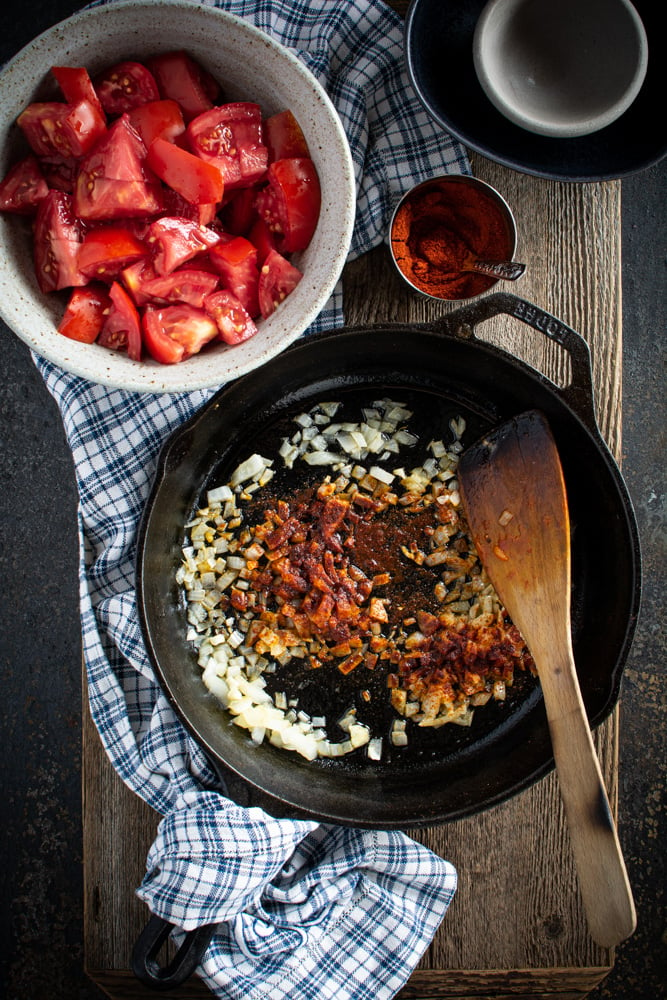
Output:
[{"xmin": 0, "ymin": 0, "xmax": 356, "ymax": 393}]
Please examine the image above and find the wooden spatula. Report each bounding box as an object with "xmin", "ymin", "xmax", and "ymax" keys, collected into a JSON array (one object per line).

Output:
[{"xmin": 458, "ymin": 409, "xmax": 636, "ymax": 948}]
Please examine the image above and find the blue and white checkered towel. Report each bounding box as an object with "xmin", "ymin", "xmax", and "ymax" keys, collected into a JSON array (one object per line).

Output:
[{"xmin": 35, "ymin": 1, "xmax": 468, "ymax": 996}]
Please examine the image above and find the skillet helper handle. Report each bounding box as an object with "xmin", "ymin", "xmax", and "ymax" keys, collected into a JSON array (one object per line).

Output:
[
  {"xmin": 131, "ymin": 913, "xmax": 216, "ymax": 990},
  {"xmin": 446, "ymin": 292, "xmax": 599, "ymax": 434}
]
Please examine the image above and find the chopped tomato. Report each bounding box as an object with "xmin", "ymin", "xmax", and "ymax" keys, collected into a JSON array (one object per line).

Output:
[
  {"xmin": 186, "ymin": 102, "xmax": 268, "ymax": 189},
  {"xmin": 138, "ymin": 268, "xmax": 220, "ymax": 307},
  {"xmin": 142, "ymin": 303, "xmax": 218, "ymax": 363},
  {"xmin": 120, "ymin": 258, "xmax": 158, "ymax": 305},
  {"xmin": 161, "ymin": 186, "xmax": 218, "ymax": 226},
  {"xmin": 127, "ymin": 99, "xmax": 185, "ymax": 148},
  {"xmin": 147, "ymin": 216, "xmax": 221, "ymax": 274},
  {"xmin": 264, "ymin": 110, "xmax": 309, "ymax": 161},
  {"xmin": 57, "ymin": 283, "xmax": 111, "ymax": 343},
  {"xmin": 247, "ymin": 217, "xmax": 276, "ymax": 264},
  {"xmin": 18, "ymin": 99, "xmax": 107, "ymax": 160},
  {"xmin": 255, "ymin": 158, "xmax": 320, "ymax": 253},
  {"xmin": 98, "ymin": 280, "xmax": 142, "ymax": 360},
  {"xmin": 94, "ymin": 60, "xmax": 160, "ymax": 115},
  {"xmin": 77, "ymin": 225, "xmax": 147, "ymax": 281},
  {"xmin": 219, "ymin": 186, "xmax": 257, "ymax": 235},
  {"xmin": 205, "ymin": 289, "xmax": 258, "ymax": 344},
  {"xmin": 146, "ymin": 137, "xmax": 223, "ymax": 205},
  {"xmin": 39, "ymin": 157, "xmax": 78, "ymax": 193},
  {"xmin": 33, "ymin": 190, "xmax": 85, "ymax": 293},
  {"xmin": 1, "ymin": 52, "xmax": 317, "ymax": 366},
  {"xmin": 208, "ymin": 236, "xmax": 259, "ymax": 317},
  {"xmin": 148, "ymin": 51, "xmax": 217, "ymax": 122},
  {"xmin": 258, "ymin": 248, "xmax": 302, "ymax": 318},
  {"xmin": 51, "ymin": 66, "xmax": 105, "ymax": 118},
  {"xmin": 74, "ymin": 115, "xmax": 163, "ymax": 221},
  {"xmin": 0, "ymin": 155, "xmax": 49, "ymax": 214}
]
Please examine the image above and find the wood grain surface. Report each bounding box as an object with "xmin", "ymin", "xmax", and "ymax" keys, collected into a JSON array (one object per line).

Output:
[{"xmin": 83, "ymin": 149, "xmax": 624, "ymax": 998}]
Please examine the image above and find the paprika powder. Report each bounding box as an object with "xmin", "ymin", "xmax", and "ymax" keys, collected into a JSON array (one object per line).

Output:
[{"xmin": 389, "ymin": 176, "xmax": 516, "ymax": 300}]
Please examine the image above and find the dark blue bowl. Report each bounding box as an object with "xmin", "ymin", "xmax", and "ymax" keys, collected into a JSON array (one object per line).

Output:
[{"xmin": 404, "ymin": 0, "xmax": 667, "ymax": 181}]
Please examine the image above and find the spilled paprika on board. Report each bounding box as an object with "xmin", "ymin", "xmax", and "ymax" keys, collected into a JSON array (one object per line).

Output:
[{"xmin": 390, "ymin": 176, "xmax": 516, "ymax": 300}]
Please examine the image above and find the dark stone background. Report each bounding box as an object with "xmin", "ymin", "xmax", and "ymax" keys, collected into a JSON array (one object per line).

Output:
[{"xmin": 0, "ymin": 2, "xmax": 664, "ymax": 998}]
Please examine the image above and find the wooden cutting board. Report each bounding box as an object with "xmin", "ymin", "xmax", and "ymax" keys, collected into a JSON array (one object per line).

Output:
[{"xmin": 82, "ymin": 152, "xmax": 624, "ymax": 998}]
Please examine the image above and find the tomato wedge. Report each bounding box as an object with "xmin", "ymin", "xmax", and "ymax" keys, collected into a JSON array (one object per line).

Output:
[
  {"xmin": 39, "ymin": 157, "xmax": 78, "ymax": 194},
  {"xmin": 255, "ymin": 158, "xmax": 320, "ymax": 253},
  {"xmin": 264, "ymin": 110, "xmax": 309, "ymax": 161},
  {"xmin": 138, "ymin": 268, "xmax": 219, "ymax": 307},
  {"xmin": 74, "ymin": 115, "xmax": 163, "ymax": 221},
  {"xmin": 77, "ymin": 225, "xmax": 147, "ymax": 281},
  {"xmin": 94, "ymin": 61, "xmax": 160, "ymax": 115},
  {"xmin": 146, "ymin": 137, "xmax": 223, "ymax": 205},
  {"xmin": 208, "ymin": 236, "xmax": 260, "ymax": 317},
  {"xmin": 258, "ymin": 248, "xmax": 302, "ymax": 318},
  {"xmin": 186, "ymin": 102, "xmax": 268, "ymax": 189},
  {"xmin": 98, "ymin": 280, "xmax": 142, "ymax": 360},
  {"xmin": 204, "ymin": 289, "xmax": 258, "ymax": 345},
  {"xmin": 148, "ymin": 51, "xmax": 217, "ymax": 122},
  {"xmin": 142, "ymin": 303, "xmax": 218, "ymax": 363},
  {"xmin": 147, "ymin": 216, "xmax": 221, "ymax": 274},
  {"xmin": 52, "ymin": 66, "xmax": 105, "ymax": 118},
  {"xmin": 127, "ymin": 100, "xmax": 185, "ymax": 148},
  {"xmin": 58, "ymin": 283, "xmax": 111, "ymax": 343},
  {"xmin": 219, "ymin": 185, "xmax": 257, "ymax": 235},
  {"xmin": 18, "ymin": 99, "xmax": 107, "ymax": 160},
  {"xmin": 33, "ymin": 190, "xmax": 85, "ymax": 293},
  {"xmin": 0, "ymin": 155, "xmax": 49, "ymax": 214}
]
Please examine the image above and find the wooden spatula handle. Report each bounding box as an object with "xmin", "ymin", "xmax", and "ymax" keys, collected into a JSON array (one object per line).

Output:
[{"xmin": 532, "ymin": 631, "xmax": 636, "ymax": 948}]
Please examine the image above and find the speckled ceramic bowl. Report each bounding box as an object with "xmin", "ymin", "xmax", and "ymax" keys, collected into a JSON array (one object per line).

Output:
[{"xmin": 0, "ymin": 0, "xmax": 355, "ymax": 393}]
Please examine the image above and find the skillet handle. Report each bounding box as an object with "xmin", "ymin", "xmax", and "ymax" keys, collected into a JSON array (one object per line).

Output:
[
  {"xmin": 131, "ymin": 913, "xmax": 216, "ymax": 990},
  {"xmin": 442, "ymin": 292, "xmax": 599, "ymax": 435}
]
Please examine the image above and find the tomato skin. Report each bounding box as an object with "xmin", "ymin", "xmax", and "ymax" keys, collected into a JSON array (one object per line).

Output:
[
  {"xmin": 39, "ymin": 157, "xmax": 78, "ymax": 194},
  {"xmin": 255, "ymin": 157, "xmax": 321, "ymax": 253},
  {"xmin": 52, "ymin": 66, "xmax": 105, "ymax": 118},
  {"xmin": 127, "ymin": 100, "xmax": 185, "ymax": 148},
  {"xmin": 264, "ymin": 110, "xmax": 309, "ymax": 162},
  {"xmin": 208, "ymin": 236, "xmax": 260, "ymax": 317},
  {"xmin": 98, "ymin": 280, "xmax": 142, "ymax": 360},
  {"xmin": 77, "ymin": 225, "xmax": 147, "ymax": 281},
  {"xmin": 147, "ymin": 216, "xmax": 221, "ymax": 274},
  {"xmin": 95, "ymin": 61, "xmax": 160, "ymax": 115},
  {"xmin": 218, "ymin": 186, "xmax": 256, "ymax": 235},
  {"xmin": 148, "ymin": 51, "xmax": 217, "ymax": 123},
  {"xmin": 204, "ymin": 289, "xmax": 258, "ymax": 344},
  {"xmin": 57, "ymin": 283, "xmax": 111, "ymax": 343},
  {"xmin": 0, "ymin": 155, "xmax": 49, "ymax": 214},
  {"xmin": 142, "ymin": 303, "xmax": 218, "ymax": 363},
  {"xmin": 247, "ymin": 216, "xmax": 277, "ymax": 264},
  {"xmin": 186, "ymin": 102, "xmax": 268, "ymax": 189},
  {"xmin": 161, "ymin": 186, "xmax": 218, "ymax": 226},
  {"xmin": 120, "ymin": 258, "xmax": 158, "ymax": 305},
  {"xmin": 74, "ymin": 115, "xmax": 164, "ymax": 221},
  {"xmin": 258, "ymin": 248, "xmax": 302, "ymax": 318},
  {"xmin": 146, "ymin": 137, "xmax": 223, "ymax": 205},
  {"xmin": 18, "ymin": 99, "xmax": 107, "ymax": 160},
  {"xmin": 138, "ymin": 268, "xmax": 220, "ymax": 307},
  {"xmin": 33, "ymin": 190, "xmax": 85, "ymax": 293}
]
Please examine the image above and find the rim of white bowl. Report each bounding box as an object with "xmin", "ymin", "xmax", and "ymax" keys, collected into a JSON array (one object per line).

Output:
[{"xmin": 0, "ymin": 0, "xmax": 356, "ymax": 393}]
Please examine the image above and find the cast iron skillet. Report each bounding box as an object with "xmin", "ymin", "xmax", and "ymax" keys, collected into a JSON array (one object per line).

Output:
[
  {"xmin": 137, "ymin": 291, "xmax": 640, "ymax": 826},
  {"xmin": 133, "ymin": 292, "xmax": 641, "ymax": 987}
]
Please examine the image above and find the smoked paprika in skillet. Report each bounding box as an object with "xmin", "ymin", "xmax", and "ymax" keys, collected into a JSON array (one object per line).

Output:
[{"xmin": 136, "ymin": 293, "xmax": 640, "ymax": 829}]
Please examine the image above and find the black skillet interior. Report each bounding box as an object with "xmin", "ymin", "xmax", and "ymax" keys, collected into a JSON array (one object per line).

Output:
[{"xmin": 136, "ymin": 294, "xmax": 640, "ymax": 827}]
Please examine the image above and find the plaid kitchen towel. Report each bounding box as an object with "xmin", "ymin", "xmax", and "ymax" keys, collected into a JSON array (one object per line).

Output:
[{"xmin": 34, "ymin": 1, "xmax": 468, "ymax": 997}]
